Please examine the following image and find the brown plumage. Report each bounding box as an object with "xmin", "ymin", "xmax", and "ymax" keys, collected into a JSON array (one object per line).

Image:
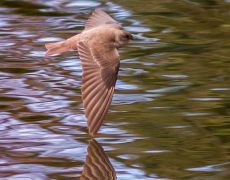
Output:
[
  {"xmin": 45, "ymin": 9, "xmax": 132, "ymax": 136},
  {"xmin": 80, "ymin": 139, "xmax": 116, "ymax": 180}
]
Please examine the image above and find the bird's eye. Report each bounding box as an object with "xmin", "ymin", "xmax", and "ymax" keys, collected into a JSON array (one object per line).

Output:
[{"xmin": 124, "ymin": 33, "xmax": 132, "ymax": 40}]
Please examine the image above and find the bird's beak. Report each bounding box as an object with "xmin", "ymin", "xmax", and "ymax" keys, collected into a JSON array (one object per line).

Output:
[
  {"xmin": 127, "ymin": 33, "xmax": 133, "ymax": 40},
  {"xmin": 130, "ymin": 34, "xmax": 134, "ymax": 40},
  {"xmin": 131, "ymin": 34, "xmax": 138, "ymax": 40}
]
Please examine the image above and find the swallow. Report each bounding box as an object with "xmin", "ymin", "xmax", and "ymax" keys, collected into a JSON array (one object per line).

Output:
[{"xmin": 45, "ymin": 9, "xmax": 133, "ymax": 136}]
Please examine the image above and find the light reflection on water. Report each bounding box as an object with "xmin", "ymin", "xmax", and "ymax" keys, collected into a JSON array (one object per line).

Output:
[{"xmin": 0, "ymin": 0, "xmax": 230, "ymax": 179}]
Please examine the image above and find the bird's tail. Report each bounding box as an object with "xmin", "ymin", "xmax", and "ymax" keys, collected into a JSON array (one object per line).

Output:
[
  {"xmin": 45, "ymin": 33, "xmax": 80, "ymax": 56},
  {"xmin": 45, "ymin": 34, "xmax": 80, "ymax": 56},
  {"xmin": 45, "ymin": 41, "xmax": 70, "ymax": 56}
]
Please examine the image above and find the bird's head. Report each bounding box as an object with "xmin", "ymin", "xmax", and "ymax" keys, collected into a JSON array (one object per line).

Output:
[{"xmin": 115, "ymin": 30, "xmax": 133, "ymax": 47}]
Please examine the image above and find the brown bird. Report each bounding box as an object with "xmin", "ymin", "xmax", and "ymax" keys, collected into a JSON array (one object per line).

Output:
[{"xmin": 45, "ymin": 9, "xmax": 132, "ymax": 136}]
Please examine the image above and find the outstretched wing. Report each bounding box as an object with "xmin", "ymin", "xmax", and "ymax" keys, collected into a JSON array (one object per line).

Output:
[
  {"xmin": 77, "ymin": 42, "xmax": 119, "ymax": 136},
  {"xmin": 85, "ymin": 9, "xmax": 120, "ymax": 30}
]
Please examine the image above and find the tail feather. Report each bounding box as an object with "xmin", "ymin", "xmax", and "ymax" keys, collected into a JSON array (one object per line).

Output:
[
  {"xmin": 45, "ymin": 34, "xmax": 80, "ymax": 56},
  {"xmin": 45, "ymin": 41, "xmax": 69, "ymax": 56}
]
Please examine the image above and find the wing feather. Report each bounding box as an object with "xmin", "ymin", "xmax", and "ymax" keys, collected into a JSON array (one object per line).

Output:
[
  {"xmin": 78, "ymin": 42, "xmax": 119, "ymax": 136},
  {"xmin": 85, "ymin": 9, "xmax": 120, "ymax": 30},
  {"xmin": 88, "ymin": 88, "xmax": 115, "ymax": 134}
]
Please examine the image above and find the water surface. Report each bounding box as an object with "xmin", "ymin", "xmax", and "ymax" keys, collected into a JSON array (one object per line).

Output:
[{"xmin": 0, "ymin": 0, "xmax": 230, "ymax": 179}]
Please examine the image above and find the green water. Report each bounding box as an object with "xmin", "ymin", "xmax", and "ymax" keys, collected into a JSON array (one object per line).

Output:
[{"xmin": 0, "ymin": 0, "xmax": 229, "ymax": 179}]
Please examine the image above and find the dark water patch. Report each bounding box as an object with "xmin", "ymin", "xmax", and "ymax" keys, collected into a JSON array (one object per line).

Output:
[
  {"xmin": 19, "ymin": 115, "xmax": 55, "ymax": 122},
  {"xmin": 139, "ymin": 11, "xmax": 185, "ymax": 17},
  {"xmin": 0, "ymin": 0, "xmax": 73, "ymax": 16},
  {"xmin": 0, "ymin": 68, "xmax": 36, "ymax": 74},
  {"xmin": 0, "ymin": 96, "xmax": 21, "ymax": 102},
  {"xmin": 0, "ymin": 0, "xmax": 48, "ymax": 9}
]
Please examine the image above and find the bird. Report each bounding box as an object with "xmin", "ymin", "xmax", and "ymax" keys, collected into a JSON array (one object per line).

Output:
[{"xmin": 45, "ymin": 9, "xmax": 133, "ymax": 136}]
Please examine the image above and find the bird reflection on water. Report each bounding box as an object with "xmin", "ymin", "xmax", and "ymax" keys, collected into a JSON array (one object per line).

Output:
[{"xmin": 80, "ymin": 139, "xmax": 116, "ymax": 180}]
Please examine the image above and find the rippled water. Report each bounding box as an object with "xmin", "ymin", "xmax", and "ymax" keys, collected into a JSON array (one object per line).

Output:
[{"xmin": 0, "ymin": 0, "xmax": 230, "ymax": 179}]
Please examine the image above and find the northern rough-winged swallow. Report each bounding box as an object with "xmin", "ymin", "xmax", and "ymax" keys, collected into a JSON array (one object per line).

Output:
[{"xmin": 45, "ymin": 9, "xmax": 132, "ymax": 136}]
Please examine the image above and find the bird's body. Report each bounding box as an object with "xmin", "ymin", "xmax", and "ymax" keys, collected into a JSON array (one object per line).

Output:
[{"xmin": 45, "ymin": 9, "xmax": 132, "ymax": 136}]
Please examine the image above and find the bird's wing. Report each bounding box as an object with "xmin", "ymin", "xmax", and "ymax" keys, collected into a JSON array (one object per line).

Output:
[
  {"xmin": 77, "ymin": 42, "xmax": 119, "ymax": 136},
  {"xmin": 85, "ymin": 9, "xmax": 120, "ymax": 30}
]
